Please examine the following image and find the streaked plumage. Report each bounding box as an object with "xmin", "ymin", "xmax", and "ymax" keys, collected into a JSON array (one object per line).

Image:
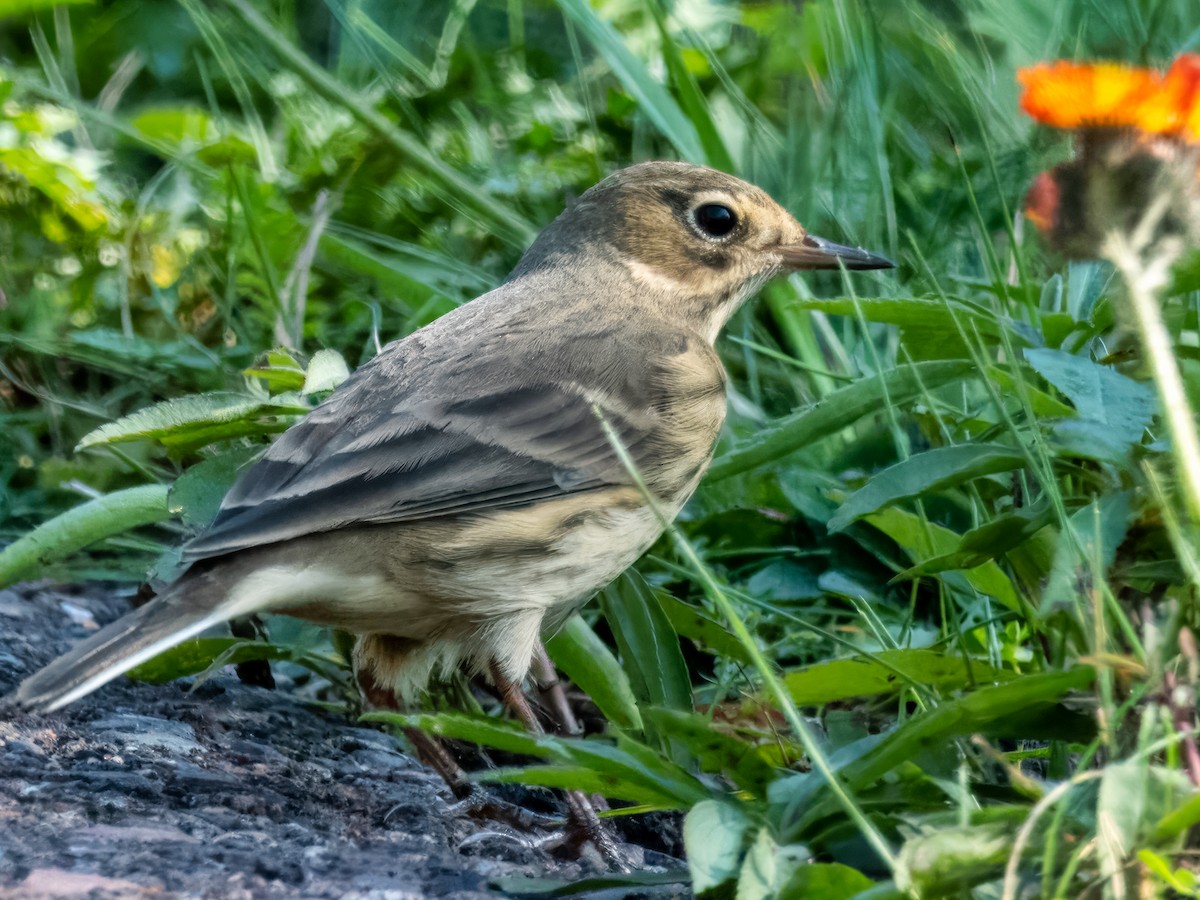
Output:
[{"xmin": 10, "ymin": 161, "xmax": 891, "ymax": 712}]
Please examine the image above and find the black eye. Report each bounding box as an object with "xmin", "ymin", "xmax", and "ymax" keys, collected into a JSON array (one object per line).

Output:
[{"xmin": 693, "ymin": 203, "xmax": 737, "ymax": 238}]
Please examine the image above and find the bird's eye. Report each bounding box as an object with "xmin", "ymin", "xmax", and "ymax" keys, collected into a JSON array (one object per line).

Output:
[{"xmin": 693, "ymin": 203, "xmax": 738, "ymax": 238}]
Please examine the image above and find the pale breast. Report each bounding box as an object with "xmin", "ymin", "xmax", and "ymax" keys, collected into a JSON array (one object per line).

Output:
[{"xmin": 643, "ymin": 337, "xmax": 728, "ymax": 504}]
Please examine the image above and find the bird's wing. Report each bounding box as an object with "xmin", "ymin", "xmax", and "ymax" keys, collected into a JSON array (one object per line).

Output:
[{"xmin": 180, "ymin": 324, "xmax": 674, "ymax": 563}]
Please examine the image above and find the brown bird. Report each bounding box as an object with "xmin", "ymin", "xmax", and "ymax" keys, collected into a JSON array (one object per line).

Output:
[{"xmin": 10, "ymin": 162, "xmax": 891, "ymax": 721}]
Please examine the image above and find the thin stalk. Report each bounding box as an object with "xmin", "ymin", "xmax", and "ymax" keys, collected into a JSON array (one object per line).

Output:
[
  {"xmin": 1106, "ymin": 230, "xmax": 1200, "ymax": 529},
  {"xmin": 594, "ymin": 406, "xmax": 897, "ymax": 872}
]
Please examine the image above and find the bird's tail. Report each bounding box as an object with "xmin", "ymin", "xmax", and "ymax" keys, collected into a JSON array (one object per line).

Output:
[{"xmin": 9, "ymin": 569, "xmax": 233, "ymax": 712}]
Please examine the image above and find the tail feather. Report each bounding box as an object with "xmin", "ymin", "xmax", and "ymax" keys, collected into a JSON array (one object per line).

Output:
[{"xmin": 10, "ymin": 580, "xmax": 230, "ymax": 713}]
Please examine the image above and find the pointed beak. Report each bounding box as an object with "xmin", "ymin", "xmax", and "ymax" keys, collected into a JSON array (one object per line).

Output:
[{"xmin": 779, "ymin": 234, "xmax": 896, "ymax": 271}]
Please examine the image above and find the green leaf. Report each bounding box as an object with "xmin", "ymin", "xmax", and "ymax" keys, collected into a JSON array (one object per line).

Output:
[
  {"xmin": 738, "ymin": 827, "xmax": 809, "ymax": 900},
  {"xmin": 684, "ymin": 799, "xmax": 752, "ymax": 897},
  {"xmin": 779, "ymin": 863, "xmax": 874, "ymax": 899},
  {"xmin": 130, "ymin": 106, "xmax": 219, "ymax": 145},
  {"xmin": 708, "ymin": 361, "xmax": 977, "ymax": 481},
  {"xmin": 301, "ymin": 348, "xmax": 351, "ymax": 395},
  {"xmin": 168, "ymin": 446, "xmax": 261, "ymax": 529},
  {"xmin": 480, "ymin": 764, "xmax": 682, "ymax": 807},
  {"xmin": 1151, "ymin": 791, "xmax": 1200, "ymax": 842},
  {"xmin": 864, "ymin": 507, "xmax": 1023, "ymax": 611},
  {"xmin": 244, "ymin": 348, "xmax": 307, "ymax": 393},
  {"xmin": 0, "ymin": 0, "xmax": 91, "ymax": 22},
  {"xmin": 894, "ymin": 823, "xmax": 1010, "ymax": 896},
  {"xmin": 779, "ymin": 668, "xmax": 1095, "ymax": 840},
  {"xmin": 598, "ymin": 571, "xmax": 692, "ymax": 715},
  {"xmin": 1040, "ymin": 492, "xmax": 1134, "ymax": 617},
  {"xmin": 363, "ymin": 710, "xmax": 549, "ymax": 757},
  {"xmin": 77, "ymin": 392, "xmax": 309, "ymax": 452},
  {"xmin": 829, "ymin": 444, "xmax": 1026, "ymax": 532},
  {"xmin": 659, "ymin": 593, "xmax": 754, "ymax": 664},
  {"xmin": 896, "ymin": 505, "xmax": 1055, "ymax": 578},
  {"xmin": 545, "ymin": 616, "xmax": 642, "ymax": 731},
  {"xmin": 785, "ymin": 649, "xmax": 1011, "ymax": 706},
  {"xmin": 372, "ymin": 711, "xmax": 710, "ymax": 808},
  {"xmin": 1139, "ymin": 850, "xmax": 1200, "ymax": 895},
  {"xmin": 642, "ymin": 708, "xmax": 778, "ymax": 796},
  {"xmin": 0, "ymin": 485, "xmax": 171, "ymax": 589},
  {"xmin": 1024, "ymin": 347, "xmax": 1156, "ymax": 444},
  {"xmin": 126, "ymin": 636, "xmax": 343, "ymax": 686}
]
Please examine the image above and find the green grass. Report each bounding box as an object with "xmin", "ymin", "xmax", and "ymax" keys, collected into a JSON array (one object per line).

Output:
[{"xmin": 3, "ymin": 0, "xmax": 1200, "ymax": 896}]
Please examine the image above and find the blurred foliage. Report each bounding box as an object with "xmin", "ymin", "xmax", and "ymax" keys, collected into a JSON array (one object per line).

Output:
[{"xmin": 3, "ymin": 0, "xmax": 1200, "ymax": 897}]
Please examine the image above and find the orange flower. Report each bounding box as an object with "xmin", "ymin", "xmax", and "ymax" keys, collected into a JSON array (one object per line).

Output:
[
  {"xmin": 1018, "ymin": 55, "xmax": 1200, "ymax": 143},
  {"xmin": 1018, "ymin": 60, "xmax": 1160, "ymax": 129},
  {"xmin": 1138, "ymin": 54, "xmax": 1200, "ymax": 140}
]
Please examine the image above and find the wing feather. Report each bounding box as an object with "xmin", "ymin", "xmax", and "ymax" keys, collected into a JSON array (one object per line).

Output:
[{"xmin": 181, "ymin": 348, "xmax": 662, "ymax": 563}]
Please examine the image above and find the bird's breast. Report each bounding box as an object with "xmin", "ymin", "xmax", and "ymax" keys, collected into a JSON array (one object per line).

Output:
[{"xmin": 643, "ymin": 341, "xmax": 729, "ymax": 502}]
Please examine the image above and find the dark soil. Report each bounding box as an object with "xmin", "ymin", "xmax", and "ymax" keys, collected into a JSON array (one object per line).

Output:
[{"xmin": 0, "ymin": 583, "xmax": 683, "ymax": 899}]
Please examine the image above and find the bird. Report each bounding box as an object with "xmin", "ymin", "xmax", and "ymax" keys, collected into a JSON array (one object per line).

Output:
[{"xmin": 9, "ymin": 161, "xmax": 892, "ymax": 719}]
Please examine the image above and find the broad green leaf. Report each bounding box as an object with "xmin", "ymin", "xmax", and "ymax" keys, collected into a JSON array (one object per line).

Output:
[
  {"xmin": 245, "ymin": 348, "xmax": 307, "ymax": 393},
  {"xmin": 864, "ymin": 507, "xmax": 1023, "ymax": 611},
  {"xmin": 987, "ymin": 368, "xmax": 1076, "ymax": 418},
  {"xmin": 1139, "ymin": 850, "xmax": 1200, "ymax": 895},
  {"xmin": 738, "ymin": 827, "xmax": 808, "ymax": 900},
  {"xmin": 0, "ymin": 329, "xmax": 215, "ymax": 378},
  {"xmin": 1046, "ymin": 419, "xmax": 1137, "ymax": 468},
  {"xmin": 168, "ymin": 445, "xmax": 261, "ymax": 529},
  {"xmin": 598, "ymin": 571, "xmax": 692, "ymax": 714},
  {"xmin": 126, "ymin": 636, "xmax": 344, "ymax": 686},
  {"xmin": 828, "ymin": 444, "xmax": 1025, "ymax": 532},
  {"xmin": 785, "ymin": 649, "xmax": 1010, "ymax": 706},
  {"xmin": 1024, "ymin": 347, "xmax": 1156, "ymax": 444},
  {"xmin": 896, "ymin": 505, "xmax": 1055, "ymax": 578},
  {"xmin": 1152, "ymin": 792, "xmax": 1200, "ymax": 842},
  {"xmin": 77, "ymin": 392, "xmax": 309, "ymax": 451},
  {"xmin": 684, "ymin": 799, "xmax": 752, "ymax": 897},
  {"xmin": 130, "ymin": 107, "xmax": 218, "ymax": 145},
  {"xmin": 301, "ymin": 348, "xmax": 351, "ymax": 395},
  {"xmin": 0, "ymin": 485, "xmax": 171, "ymax": 589},
  {"xmin": 373, "ymin": 711, "xmax": 710, "ymax": 807},
  {"xmin": 1040, "ymin": 492, "xmax": 1134, "ymax": 617},
  {"xmin": 894, "ymin": 824, "xmax": 1010, "ymax": 896},
  {"xmin": 642, "ymin": 708, "xmax": 778, "ymax": 796},
  {"xmin": 480, "ymin": 764, "xmax": 682, "ymax": 807},
  {"xmin": 363, "ymin": 710, "xmax": 548, "ymax": 757},
  {"xmin": 778, "ymin": 863, "xmax": 874, "ymax": 899},
  {"xmin": 1098, "ymin": 758, "xmax": 1148, "ymax": 885},
  {"xmin": 546, "ymin": 616, "xmax": 642, "ymax": 731},
  {"xmin": 844, "ymin": 668, "xmax": 1093, "ymax": 789},
  {"xmin": 0, "ymin": 0, "xmax": 91, "ymax": 18},
  {"xmin": 778, "ymin": 668, "xmax": 1094, "ymax": 839},
  {"xmin": 659, "ymin": 593, "xmax": 754, "ymax": 664},
  {"xmin": 708, "ymin": 361, "xmax": 977, "ymax": 481}
]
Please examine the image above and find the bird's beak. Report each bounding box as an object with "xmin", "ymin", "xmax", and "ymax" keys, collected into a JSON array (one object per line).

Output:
[{"xmin": 779, "ymin": 234, "xmax": 895, "ymax": 271}]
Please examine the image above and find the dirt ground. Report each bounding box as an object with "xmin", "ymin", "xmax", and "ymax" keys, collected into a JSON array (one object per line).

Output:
[{"xmin": 0, "ymin": 583, "xmax": 684, "ymax": 899}]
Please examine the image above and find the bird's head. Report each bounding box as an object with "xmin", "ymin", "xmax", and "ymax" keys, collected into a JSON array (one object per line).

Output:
[{"xmin": 511, "ymin": 161, "xmax": 894, "ymax": 341}]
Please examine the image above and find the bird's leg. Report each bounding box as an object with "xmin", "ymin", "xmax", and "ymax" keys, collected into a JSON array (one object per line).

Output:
[
  {"xmin": 530, "ymin": 642, "xmax": 611, "ymax": 815},
  {"xmin": 530, "ymin": 642, "xmax": 581, "ymax": 735},
  {"xmin": 489, "ymin": 660, "xmax": 628, "ymax": 870},
  {"xmin": 357, "ymin": 665, "xmax": 560, "ymax": 831},
  {"xmin": 356, "ymin": 667, "xmax": 473, "ymax": 800}
]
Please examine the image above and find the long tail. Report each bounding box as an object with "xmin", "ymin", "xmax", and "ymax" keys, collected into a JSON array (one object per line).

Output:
[{"xmin": 9, "ymin": 570, "xmax": 234, "ymax": 712}]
